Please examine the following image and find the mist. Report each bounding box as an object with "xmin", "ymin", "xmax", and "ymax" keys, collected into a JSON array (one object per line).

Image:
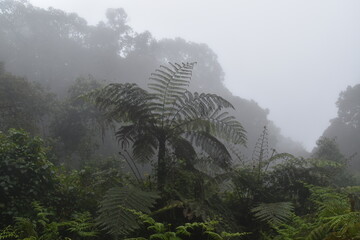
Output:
[
  {"xmin": 2, "ymin": 1, "xmax": 360, "ymax": 238},
  {"xmin": 27, "ymin": 0, "xmax": 360, "ymax": 151}
]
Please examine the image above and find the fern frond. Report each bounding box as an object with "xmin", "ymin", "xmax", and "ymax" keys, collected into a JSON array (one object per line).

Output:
[
  {"xmin": 149, "ymin": 62, "xmax": 196, "ymax": 121},
  {"xmin": 86, "ymin": 83, "xmax": 155, "ymax": 124},
  {"xmin": 14, "ymin": 217, "xmax": 37, "ymax": 239},
  {"xmin": 114, "ymin": 124, "xmax": 138, "ymax": 148},
  {"xmin": 66, "ymin": 212, "xmax": 98, "ymax": 237},
  {"xmin": 251, "ymin": 202, "xmax": 294, "ymax": 226},
  {"xmin": 96, "ymin": 186, "xmax": 159, "ymax": 237},
  {"xmin": 193, "ymin": 157, "xmax": 228, "ymax": 177},
  {"xmin": 305, "ymin": 224, "xmax": 330, "ymax": 240},
  {"xmin": 151, "ymin": 201, "xmax": 184, "ymax": 216},
  {"xmin": 186, "ymin": 131, "xmax": 232, "ymax": 169},
  {"xmin": 169, "ymin": 92, "xmax": 246, "ymax": 146},
  {"xmin": 167, "ymin": 136, "xmax": 197, "ymax": 164},
  {"xmin": 204, "ymin": 231, "xmax": 222, "ymax": 240},
  {"xmin": 170, "ymin": 91, "xmax": 234, "ymax": 124},
  {"xmin": 132, "ymin": 133, "xmax": 158, "ymax": 163},
  {"xmin": 0, "ymin": 226, "xmax": 18, "ymax": 240},
  {"xmin": 221, "ymin": 231, "xmax": 250, "ymax": 239},
  {"xmin": 32, "ymin": 201, "xmax": 53, "ymax": 227},
  {"xmin": 308, "ymin": 185, "xmax": 349, "ymax": 218}
]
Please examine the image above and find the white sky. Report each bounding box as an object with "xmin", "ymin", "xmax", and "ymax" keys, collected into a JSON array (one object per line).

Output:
[{"xmin": 29, "ymin": 0, "xmax": 360, "ymax": 150}]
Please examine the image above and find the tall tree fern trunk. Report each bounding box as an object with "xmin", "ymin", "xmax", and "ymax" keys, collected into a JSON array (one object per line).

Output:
[{"xmin": 157, "ymin": 134, "xmax": 166, "ymax": 191}]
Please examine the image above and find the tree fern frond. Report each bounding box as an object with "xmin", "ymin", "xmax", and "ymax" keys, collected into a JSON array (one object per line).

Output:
[
  {"xmin": 171, "ymin": 91, "xmax": 235, "ymax": 122},
  {"xmin": 151, "ymin": 201, "xmax": 184, "ymax": 216},
  {"xmin": 251, "ymin": 202, "xmax": 294, "ymax": 226},
  {"xmin": 193, "ymin": 157, "xmax": 228, "ymax": 177},
  {"xmin": 168, "ymin": 91, "xmax": 246, "ymax": 145},
  {"xmin": 305, "ymin": 225, "xmax": 330, "ymax": 240},
  {"xmin": 167, "ymin": 136, "xmax": 197, "ymax": 164},
  {"xmin": 85, "ymin": 83, "xmax": 155, "ymax": 124},
  {"xmin": 132, "ymin": 134, "xmax": 158, "ymax": 163},
  {"xmin": 149, "ymin": 62, "xmax": 196, "ymax": 122},
  {"xmin": 115, "ymin": 124, "xmax": 138, "ymax": 149},
  {"xmin": 96, "ymin": 186, "xmax": 159, "ymax": 237},
  {"xmin": 186, "ymin": 131, "xmax": 232, "ymax": 169},
  {"xmin": 177, "ymin": 116, "xmax": 246, "ymax": 146}
]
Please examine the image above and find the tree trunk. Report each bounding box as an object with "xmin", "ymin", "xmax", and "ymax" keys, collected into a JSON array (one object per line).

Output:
[{"xmin": 157, "ymin": 135, "xmax": 166, "ymax": 191}]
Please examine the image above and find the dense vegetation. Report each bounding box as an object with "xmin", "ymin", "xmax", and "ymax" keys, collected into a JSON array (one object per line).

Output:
[
  {"xmin": 1, "ymin": 61, "xmax": 360, "ymax": 239},
  {"xmin": 1, "ymin": 1, "xmax": 360, "ymax": 239}
]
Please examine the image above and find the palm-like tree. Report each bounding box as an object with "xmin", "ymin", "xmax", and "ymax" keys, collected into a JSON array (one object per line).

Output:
[{"xmin": 88, "ymin": 62, "xmax": 246, "ymax": 190}]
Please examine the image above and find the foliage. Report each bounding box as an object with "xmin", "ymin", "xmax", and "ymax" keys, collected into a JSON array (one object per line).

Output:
[
  {"xmin": 336, "ymin": 85, "xmax": 360, "ymax": 128},
  {"xmin": 0, "ymin": 226, "xmax": 18, "ymax": 240},
  {"xmin": 0, "ymin": 129, "xmax": 57, "ymax": 226},
  {"xmin": 53, "ymin": 156, "xmax": 125, "ymax": 218},
  {"xmin": 124, "ymin": 209, "xmax": 249, "ymax": 240},
  {"xmin": 267, "ymin": 185, "xmax": 360, "ymax": 240},
  {"xmin": 0, "ymin": 5, "xmax": 359, "ymax": 236},
  {"xmin": 96, "ymin": 186, "xmax": 159, "ymax": 237},
  {"xmin": 251, "ymin": 202, "xmax": 294, "ymax": 226},
  {"xmin": 0, "ymin": 202, "xmax": 97, "ymax": 240},
  {"xmin": 224, "ymin": 126, "xmax": 356, "ymax": 239},
  {"xmin": 321, "ymin": 84, "xmax": 360, "ymax": 170},
  {"xmin": 65, "ymin": 212, "xmax": 98, "ymax": 238},
  {"xmin": 49, "ymin": 76, "xmax": 104, "ymax": 167},
  {"xmin": 0, "ymin": 66, "xmax": 54, "ymax": 134},
  {"xmin": 311, "ymin": 137, "xmax": 355, "ymax": 187},
  {"xmin": 87, "ymin": 62, "xmax": 246, "ymax": 190}
]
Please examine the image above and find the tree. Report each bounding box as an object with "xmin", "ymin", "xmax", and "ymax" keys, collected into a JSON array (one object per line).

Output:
[
  {"xmin": 88, "ymin": 62, "xmax": 246, "ymax": 190},
  {"xmin": 0, "ymin": 63, "xmax": 54, "ymax": 134},
  {"xmin": 0, "ymin": 129, "xmax": 57, "ymax": 226},
  {"xmin": 50, "ymin": 76, "xmax": 105, "ymax": 167},
  {"xmin": 337, "ymin": 85, "xmax": 360, "ymax": 128},
  {"xmin": 321, "ymin": 84, "xmax": 360, "ymax": 170}
]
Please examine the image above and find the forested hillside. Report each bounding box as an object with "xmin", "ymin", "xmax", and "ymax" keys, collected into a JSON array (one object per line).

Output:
[{"xmin": 0, "ymin": 0, "xmax": 307, "ymax": 158}]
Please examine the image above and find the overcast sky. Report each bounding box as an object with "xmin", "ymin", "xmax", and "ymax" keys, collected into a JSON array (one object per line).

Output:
[{"xmin": 29, "ymin": 0, "xmax": 360, "ymax": 150}]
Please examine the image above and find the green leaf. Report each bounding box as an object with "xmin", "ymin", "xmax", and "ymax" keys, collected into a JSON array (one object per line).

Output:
[{"xmin": 96, "ymin": 185, "xmax": 159, "ymax": 237}]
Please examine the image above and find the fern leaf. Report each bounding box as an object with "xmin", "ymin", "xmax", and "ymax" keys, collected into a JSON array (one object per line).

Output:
[
  {"xmin": 251, "ymin": 202, "xmax": 294, "ymax": 226},
  {"xmin": 186, "ymin": 131, "xmax": 232, "ymax": 169},
  {"xmin": 96, "ymin": 186, "xmax": 159, "ymax": 237},
  {"xmin": 0, "ymin": 226, "xmax": 18, "ymax": 240},
  {"xmin": 66, "ymin": 212, "xmax": 98, "ymax": 237}
]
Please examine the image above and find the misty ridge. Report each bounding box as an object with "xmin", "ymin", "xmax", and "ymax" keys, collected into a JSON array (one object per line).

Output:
[{"xmin": 1, "ymin": 1, "xmax": 360, "ymax": 239}]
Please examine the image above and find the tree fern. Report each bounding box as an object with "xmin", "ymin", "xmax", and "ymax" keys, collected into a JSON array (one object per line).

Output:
[{"xmin": 86, "ymin": 62, "xmax": 247, "ymax": 190}]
